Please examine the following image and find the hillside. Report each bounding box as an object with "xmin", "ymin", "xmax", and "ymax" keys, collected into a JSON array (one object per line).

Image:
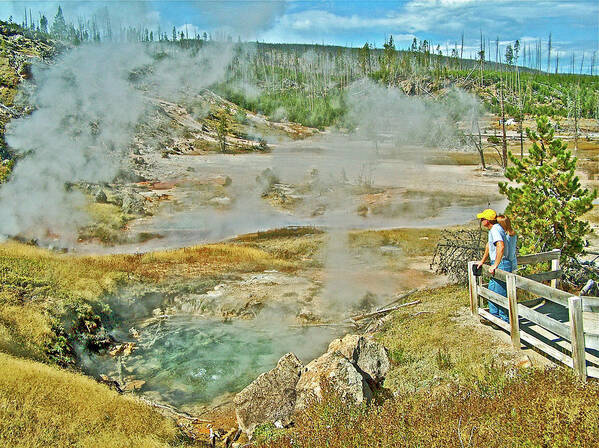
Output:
[{"xmin": 0, "ymin": 19, "xmax": 598, "ymax": 448}]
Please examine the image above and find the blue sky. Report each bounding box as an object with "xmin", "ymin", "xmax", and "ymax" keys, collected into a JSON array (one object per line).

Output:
[{"xmin": 2, "ymin": 1, "xmax": 598, "ymax": 71}]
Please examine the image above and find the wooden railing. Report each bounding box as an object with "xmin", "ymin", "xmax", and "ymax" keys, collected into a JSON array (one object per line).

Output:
[{"xmin": 468, "ymin": 249, "xmax": 599, "ymax": 380}]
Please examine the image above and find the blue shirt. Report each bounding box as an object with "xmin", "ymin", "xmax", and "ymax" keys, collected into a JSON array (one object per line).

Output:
[
  {"xmin": 506, "ymin": 233, "xmax": 518, "ymax": 270},
  {"xmin": 488, "ymin": 223, "xmax": 507, "ymax": 264}
]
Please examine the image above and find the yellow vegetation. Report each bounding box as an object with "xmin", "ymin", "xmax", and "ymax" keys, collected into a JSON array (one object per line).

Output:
[
  {"xmin": 349, "ymin": 228, "xmax": 442, "ymax": 256},
  {"xmin": 0, "ymin": 352, "xmax": 187, "ymax": 448},
  {"xmin": 0, "ymin": 56, "xmax": 18, "ymax": 106},
  {"xmin": 0, "ymin": 238, "xmax": 299, "ymax": 446},
  {"xmin": 0, "ymin": 240, "xmax": 294, "ymax": 362},
  {"xmin": 79, "ymin": 202, "xmax": 132, "ymax": 243},
  {"xmin": 233, "ymin": 228, "xmax": 325, "ymax": 264}
]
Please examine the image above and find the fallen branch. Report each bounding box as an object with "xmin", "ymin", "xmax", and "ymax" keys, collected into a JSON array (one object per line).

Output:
[
  {"xmin": 364, "ymin": 313, "xmax": 395, "ymax": 333},
  {"xmin": 289, "ymin": 322, "xmax": 356, "ymax": 328},
  {"xmin": 376, "ymin": 288, "xmax": 418, "ymax": 311},
  {"xmin": 0, "ymin": 103, "xmax": 18, "ymax": 116},
  {"xmin": 139, "ymin": 397, "xmax": 211, "ymax": 422},
  {"xmin": 351, "ymin": 300, "xmax": 421, "ymax": 322}
]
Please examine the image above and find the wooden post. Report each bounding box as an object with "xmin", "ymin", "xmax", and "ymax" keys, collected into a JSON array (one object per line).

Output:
[
  {"xmin": 569, "ymin": 296, "xmax": 587, "ymax": 380},
  {"xmin": 477, "ymin": 270, "xmax": 483, "ymax": 309},
  {"xmin": 551, "ymin": 257, "xmax": 560, "ymax": 289},
  {"xmin": 507, "ymin": 274, "xmax": 520, "ymax": 349},
  {"xmin": 468, "ymin": 261, "xmax": 477, "ymax": 315}
]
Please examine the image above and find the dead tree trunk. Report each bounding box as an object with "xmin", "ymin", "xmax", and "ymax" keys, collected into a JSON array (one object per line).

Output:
[
  {"xmin": 574, "ymin": 83, "xmax": 580, "ymax": 150},
  {"xmin": 500, "ymin": 73, "xmax": 508, "ymax": 169},
  {"xmin": 469, "ymin": 118, "xmax": 486, "ymax": 170}
]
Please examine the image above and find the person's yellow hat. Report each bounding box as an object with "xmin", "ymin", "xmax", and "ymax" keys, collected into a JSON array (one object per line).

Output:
[{"xmin": 476, "ymin": 209, "xmax": 496, "ymax": 220}]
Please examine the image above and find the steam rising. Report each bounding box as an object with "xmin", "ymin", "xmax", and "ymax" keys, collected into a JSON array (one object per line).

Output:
[
  {"xmin": 0, "ymin": 19, "xmax": 490, "ymax": 404},
  {"xmin": 0, "ymin": 44, "xmax": 150, "ymax": 238},
  {"xmin": 0, "ymin": 40, "xmax": 241, "ymax": 239},
  {"xmin": 346, "ymin": 79, "xmax": 472, "ymax": 150}
]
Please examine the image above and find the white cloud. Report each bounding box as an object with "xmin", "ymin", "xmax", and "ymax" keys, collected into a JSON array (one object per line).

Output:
[
  {"xmin": 259, "ymin": 0, "xmax": 596, "ymax": 54},
  {"xmin": 176, "ymin": 23, "xmax": 201, "ymax": 38}
]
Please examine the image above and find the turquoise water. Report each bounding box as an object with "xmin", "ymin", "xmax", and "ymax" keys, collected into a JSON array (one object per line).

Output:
[{"xmin": 93, "ymin": 315, "xmax": 339, "ymax": 409}]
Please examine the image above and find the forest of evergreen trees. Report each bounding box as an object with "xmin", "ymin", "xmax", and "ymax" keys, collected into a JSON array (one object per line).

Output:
[{"xmin": 2, "ymin": 5, "xmax": 598, "ymax": 130}]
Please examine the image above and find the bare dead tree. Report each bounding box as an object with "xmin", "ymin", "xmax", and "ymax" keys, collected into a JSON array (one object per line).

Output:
[
  {"xmin": 431, "ymin": 228, "xmax": 485, "ymax": 284},
  {"xmin": 574, "ymin": 82, "xmax": 580, "ymax": 150},
  {"xmin": 465, "ymin": 118, "xmax": 486, "ymax": 169},
  {"xmin": 499, "ymin": 64, "xmax": 508, "ymax": 169}
]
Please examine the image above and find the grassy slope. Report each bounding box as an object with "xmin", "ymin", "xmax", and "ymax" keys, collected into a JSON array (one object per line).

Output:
[
  {"xmin": 0, "ymin": 240, "xmax": 294, "ymax": 363},
  {"xmin": 0, "ymin": 239, "xmax": 297, "ymax": 447},
  {"xmin": 255, "ymin": 285, "xmax": 599, "ymax": 447},
  {"xmin": 3, "ymin": 226, "xmax": 598, "ymax": 446},
  {"xmin": 379, "ymin": 285, "xmax": 513, "ymax": 391},
  {"xmin": 260, "ymin": 367, "xmax": 599, "ymax": 447},
  {"xmin": 0, "ymin": 352, "xmax": 185, "ymax": 448}
]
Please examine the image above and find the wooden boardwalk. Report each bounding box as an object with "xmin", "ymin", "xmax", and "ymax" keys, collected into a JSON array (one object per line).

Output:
[{"xmin": 468, "ymin": 250, "xmax": 599, "ymax": 380}]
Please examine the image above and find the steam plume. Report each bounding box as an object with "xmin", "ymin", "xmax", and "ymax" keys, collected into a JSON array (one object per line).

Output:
[{"xmin": 0, "ymin": 44, "xmax": 149, "ymax": 238}]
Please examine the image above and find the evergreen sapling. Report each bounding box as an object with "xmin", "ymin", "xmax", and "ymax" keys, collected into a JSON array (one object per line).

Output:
[{"xmin": 499, "ymin": 116, "xmax": 597, "ymax": 261}]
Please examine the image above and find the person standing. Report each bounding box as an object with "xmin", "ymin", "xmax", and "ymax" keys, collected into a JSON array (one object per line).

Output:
[
  {"xmin": 476, "ymin": 209, "xmax": 511, "ymax": 322},
  {"xmin": 497, "ymin": 214, "xmax": 518, "ymax": 272}
]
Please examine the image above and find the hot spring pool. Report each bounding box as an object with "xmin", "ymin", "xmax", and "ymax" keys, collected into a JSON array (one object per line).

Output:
[{"xmin": 87, "ymin": 315, "xmax": 340, "ymax": 409}]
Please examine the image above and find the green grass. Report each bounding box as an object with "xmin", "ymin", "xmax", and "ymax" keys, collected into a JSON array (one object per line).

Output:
[
  {"xmin": 78, "ymin": 202, "xmax": 134, "ymax": 244},
  {"xmin": 0, "ymin": 56, "xmax": 19, "ymax": 106},
  {"xmin": 377, "ymin": 285, "xmax": 515, "ymax": 392}
]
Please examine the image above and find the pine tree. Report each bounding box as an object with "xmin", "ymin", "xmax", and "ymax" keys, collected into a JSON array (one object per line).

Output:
[
  {"xmin": 50, "ymin": 6, "xmax": 67, "ymax": 40},
  {"xmin": 358, "ymin": 42, "xmax": 370, "ymax": 76},
  {"xmin": 39, "ymin": 14, "xmax": 48, "ymax": 34},
  {"xmin": 514, "ymin": 40, "xmax": 520, "ymax": 65},
  {"xmin": 505, "ymin": 44, "xmax": 514, "ymax": 66},
  {"xmin": 499, "ymin": 116, "xmax": 597, "ymax": 260}
]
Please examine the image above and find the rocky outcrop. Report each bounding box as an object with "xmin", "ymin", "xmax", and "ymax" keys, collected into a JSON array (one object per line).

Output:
[
  {"xmin": 234, "ymin": 334, "xmax": 389, "ymax": 438},
  {"xmin": 327, "ymin": 334, "xmax": 390, "ymax": 384},
  {"xmin": 295, "ymin": 351, "xmax": 372, "ymax": 411},
  {"xmin": 234, "ymin": 353, "xmax": 303, "ymax": 438},
  {"xmin": 121, "ymin": 192, "xmax": 146, "ymax": 215}
]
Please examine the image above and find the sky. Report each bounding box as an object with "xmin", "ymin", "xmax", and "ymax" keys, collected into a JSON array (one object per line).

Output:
[{"xmin": 2, "ymin": 1, "xmax": 598, "ymax": 71}]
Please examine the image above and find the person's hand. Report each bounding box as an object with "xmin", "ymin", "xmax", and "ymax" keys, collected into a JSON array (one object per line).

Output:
[
  {"xmin": 476, "ymin": 261, "xmax": 483, "ymax": 269},
  {"xmin": 489, "ymin": 266, "xmax": 496, "ymax": 276}
]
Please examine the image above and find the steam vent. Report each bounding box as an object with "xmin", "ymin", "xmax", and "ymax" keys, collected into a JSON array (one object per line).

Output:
[{"xmin": 1, "ymin": 2, "xmax": 598, "ymax": 447}]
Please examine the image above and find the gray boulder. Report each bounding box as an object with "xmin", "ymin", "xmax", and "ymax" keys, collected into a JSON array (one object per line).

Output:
[
  {"xmin": 122, "ymin": 193, "xmax": 145, "ymax": 215},
  {"xmin": 234, "ymin": 353, "xmax": 303, "ymax": 439},
  {"xmin": 328, "ymin": 334, "xmax": 390, "ymax": 384},
  {"xmin": 295, "ymin": 351, "xmax": 372, "ymax": 412}
]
